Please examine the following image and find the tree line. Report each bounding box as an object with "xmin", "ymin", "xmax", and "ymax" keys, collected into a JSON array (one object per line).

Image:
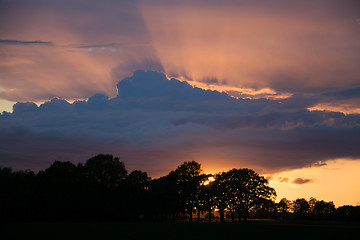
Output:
[{"xmin": 0, "ymin": 154, "xmax": 359, "ymax": 222}]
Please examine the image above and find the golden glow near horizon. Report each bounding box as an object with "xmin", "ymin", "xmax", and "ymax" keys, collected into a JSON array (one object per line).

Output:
[
  {"xmin": 200, "ymin": 159, "xmax": 360, "ymax": 207},
  {"xmin": 268, "ymin": 159, "xmax": 360, "ymax": 207}
]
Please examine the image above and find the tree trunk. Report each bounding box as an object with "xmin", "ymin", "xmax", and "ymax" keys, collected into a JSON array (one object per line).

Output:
[
  {"xmin": 219, "ymin": 208, "xmax": 225, "ymax": 223},
  {"xmin": 231, "ymin": 211, "xmax": 235, "ymax": 223},
  {"xmin": 197, "ymin": 208, "xmax": 201, "ymax": 222},
  {"xmin": 208, "ymin": 207, "xmax": 212, "ymax": 223},
  {"xmin": 237, "ymin": 210, "xmax": 242, "ymax": 222},
  {"xmin": 189, "ymin": 207, "xmax": 193, "ymax": 222},
  {"xmin": 243, "ymin": 211, "xmax": 248, "ymax": 222}
]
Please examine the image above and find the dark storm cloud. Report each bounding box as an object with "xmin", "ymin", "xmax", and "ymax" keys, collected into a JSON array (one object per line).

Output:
[
  {"xmin": 0, "ymin": 39, "xmax": 118, "ymax": 50},
  {"xmin": 0, "ymin": 39, "xmax": 53, "ymax": 46},
  {"xmin": 1, "ymin": 71, "xmax": 360, "ymax": 175},
  {"xmin": 321, "ymin": 87, "xmax": 360, "ymax": 101}
]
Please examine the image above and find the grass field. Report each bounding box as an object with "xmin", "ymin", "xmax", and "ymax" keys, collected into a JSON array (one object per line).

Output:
[{"xmin": 2, "ymin": 220, "xmax": 359, "ymax": 240}]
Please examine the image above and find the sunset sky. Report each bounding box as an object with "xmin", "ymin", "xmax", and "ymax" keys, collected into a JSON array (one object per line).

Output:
[{"xmin": 1, "ymin": 0, "xmax": 360, "ymax": 206}]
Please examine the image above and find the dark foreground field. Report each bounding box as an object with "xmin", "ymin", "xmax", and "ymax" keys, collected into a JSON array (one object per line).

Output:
[{"xmin": 2, "ymin": 220, "xmax": 359, "ymax": 240}]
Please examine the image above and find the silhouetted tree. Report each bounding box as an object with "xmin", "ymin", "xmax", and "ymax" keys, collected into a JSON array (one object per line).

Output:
[
  {"xmin": 223, "ymin": 168, "xmax": 276, "ymax": 222},
  {"xmin": 124, "ymin": 170, "xmax": 151, "ymax": 220},
  {"xmin": 173, "ymin": 161, "xmax": 203, "ymax": 222},
  {"xmin": 213, "ymin": 172, "xmax": 231, "ymax": 223},
  {"xmin": 37, "ymin": 161, "xmax": 81, "ymax": 189},
  {"xmin": 277, "ymin": 198, "xmax": 291, "ymax": 220},
  {"xmin": 126, "ymin": 170, "xmax": 149, "ymax": 188},
  {"xmin": 199, "ymin": 175, "xmax": 217, "ymax": 223},
  {"xmin": 252, "ymin": 198, "xmax": 277, "ymax": 219},
  {"xmin": 193, "ymin": 174, "xmax": 210, "ymax": 222},
  {"xmin": 308, "ymin": 197, "xmax": 335, "ymax": 219},
  {"xmin": 336, "ymin": 205, "xmax": 360, "ymax": 221},
  {"xmin": 314, "ymin": 200, "xmax": 335, "ymax": 215},
  {"xmin": 293, "ymin": 198, "xmax": 310, "ymax": 218},
  {"xmin": 0, "ymin": 167, "xmax": 36, "ymax": 221},
  {"xmin": 36, "ymin": 161, "xmax": 86, "ymax": 219},
  {"xmin": 3, "ymin": 155, "xmax": 359, "ymax": 223},
  {"xmin": 148, "ymin": 172, "xmax": 180, "ymax": 221},
  {"xmin": 82, "ymin": 154, "xmax": 127, "ymax": 188}
]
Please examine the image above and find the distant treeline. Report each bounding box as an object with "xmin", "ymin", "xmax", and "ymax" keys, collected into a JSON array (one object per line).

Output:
[{"xmin": 0, "ymin": 154, "xmax": 359, "ymax": 222}]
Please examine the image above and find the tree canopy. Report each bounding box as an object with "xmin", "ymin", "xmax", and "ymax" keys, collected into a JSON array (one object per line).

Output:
[{"xmin": 0, "ymin": 154, "xmax": 358, "ymax": 222}]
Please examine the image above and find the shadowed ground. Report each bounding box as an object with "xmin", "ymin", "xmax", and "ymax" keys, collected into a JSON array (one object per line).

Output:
[{"xmin": 2, "ymin": 220, "xmax": 359, "ymax": 240}]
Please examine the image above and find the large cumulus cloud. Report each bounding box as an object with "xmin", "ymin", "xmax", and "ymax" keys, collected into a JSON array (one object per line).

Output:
[{"xmin": 1, "ymin": 70, "xmax": 360, "ymax": 176}]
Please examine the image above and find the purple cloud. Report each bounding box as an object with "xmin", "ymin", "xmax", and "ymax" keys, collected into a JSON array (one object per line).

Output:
[{"xmin": 1, "ymin": 71, "xmax": 360, "ymax": 177}]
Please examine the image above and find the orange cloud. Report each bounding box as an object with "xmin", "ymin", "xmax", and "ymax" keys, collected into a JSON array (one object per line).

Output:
[{"xmin": 140, "ymin": 1, "xmax": 360, "ymax": 94}]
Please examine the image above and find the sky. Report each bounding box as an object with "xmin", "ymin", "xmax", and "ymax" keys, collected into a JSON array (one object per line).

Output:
[{"xmin": 1, "ymin": 0, "xmax": 360, "ymax": 206}]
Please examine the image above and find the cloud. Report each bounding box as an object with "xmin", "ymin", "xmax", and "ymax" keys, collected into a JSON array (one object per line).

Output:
[
  {"xmin": 0, "ymin": 0, "xmax": 158, "ymax": 102},
  {"xmin": 306, "ymin": 87, "xmax": 360, "ymax": 114},
  {"xmin": 278, "ymin": 177, "xmax": 289, "ymax": 183},
  {"xmin": 74, "ymin": 43, "xmax": 119, "ymax": 52},
  {"xmin": 1, "ymin": 71, "xmax": 360, "ymax": 176},
  {"xmin": 322, "ymin": 87, "xmax": 360, "ymax": 102},
  {"xmin": 0, "ymin": 39, "xmax": 53, "ymax": 46},
  {"xmin": 111, "ymin": 59, "xmax": 165, "ymax": 80},
  {"xmin": 1, "ymin": 0, "xmax": 360, "ymax": 104},
  {"xmin": 292, "ymin": 178, "xmax": 314, "ymax": 185},
  {"xmin": 140, "ymin": 0, "xmax": 360, "ymax": 96},
  {"xmin": 75, "ymin": 43, "xmax": 117, "ymax": 49}
]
